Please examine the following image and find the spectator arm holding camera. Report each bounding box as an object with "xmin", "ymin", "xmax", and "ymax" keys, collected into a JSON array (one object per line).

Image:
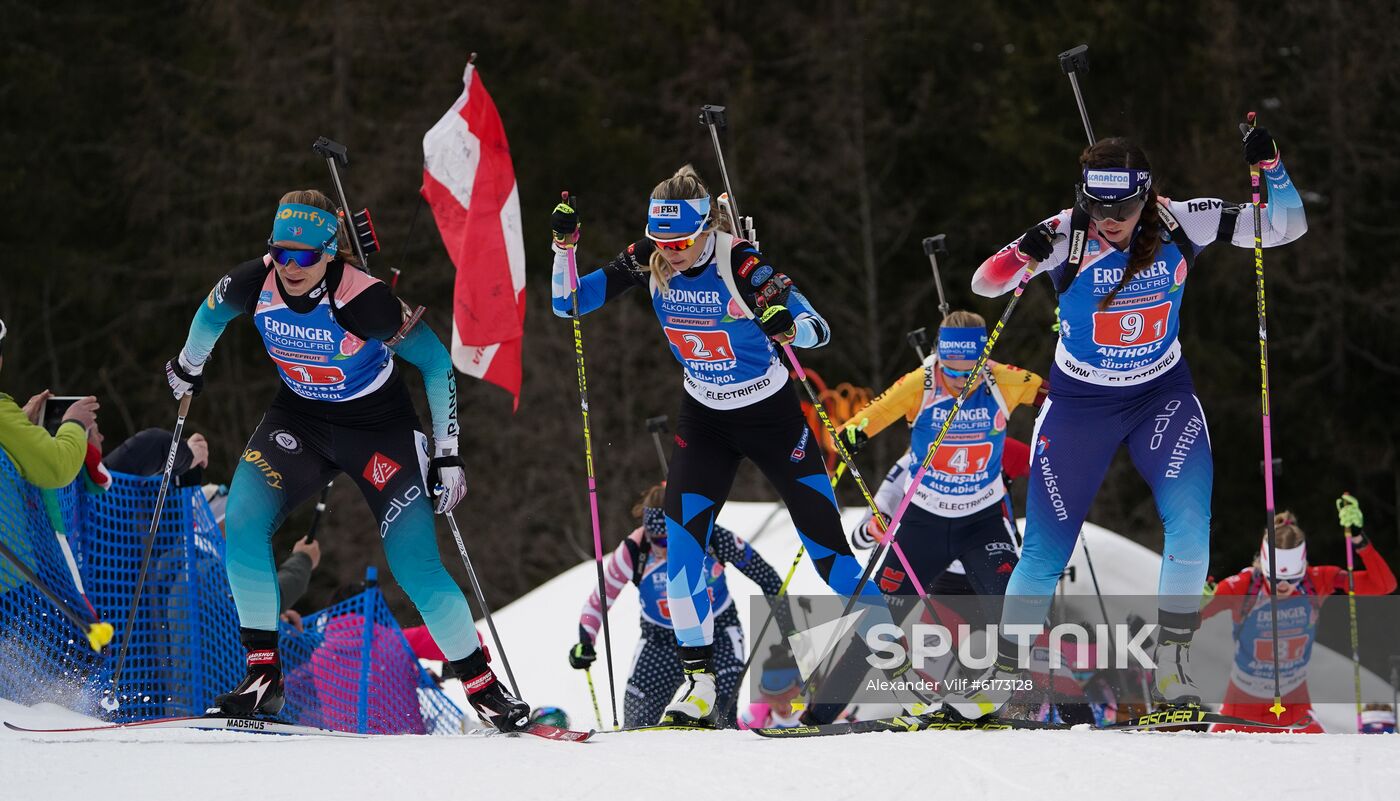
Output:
[{"xmin": 0, "ymin": 392, "xmax": 94, "ymax": 489}]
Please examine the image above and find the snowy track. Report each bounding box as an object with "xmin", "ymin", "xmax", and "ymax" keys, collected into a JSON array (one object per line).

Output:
[
  {"xmin": 3, "ymin": 706, "xmax": 1397, "ymax": 801},
  {"xmin": 3, "ymin": 504, "xmax": 1396, "ymax": 800}
]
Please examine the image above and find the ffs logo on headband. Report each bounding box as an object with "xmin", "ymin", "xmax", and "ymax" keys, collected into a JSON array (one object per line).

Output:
[
  {"xmin": 648, "ymin": 196, "xmax": 710, "ymax": 237},
  {"xmin": 937, "ymin": 326, "xmax": 988, "ymax": 362},
  {"xmin": 271, "ymin": 203, "xmax": 340, "ymax": 255}
]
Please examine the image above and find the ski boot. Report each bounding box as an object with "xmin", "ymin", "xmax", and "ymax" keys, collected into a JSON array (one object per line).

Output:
[
  {"xmin": 453, "ymin": 649, "xmax": 529, "ymax": 732},
  {"xmin": 1150, "ymin": 626, "xmax": 1202, "ymax": 708},
  {"xmin": 942, "ymin": 635, "xmax": 1024, "ymax": 721},
  {"xmin": 208, "ymin": 628, "xmax": 284, "ymax": 717},
  {"xmin": 659, "ymin": 646, "xmax": 719, "ymax": 728}
]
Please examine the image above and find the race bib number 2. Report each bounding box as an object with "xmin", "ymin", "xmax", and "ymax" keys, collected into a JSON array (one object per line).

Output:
[
  {"xmin": 664, "ymin": 327, "xmax": 734, "ymax": 362},
  {"xmin": 1092, "ymin": 301, "xmax": 1171, "ymax": 347}
]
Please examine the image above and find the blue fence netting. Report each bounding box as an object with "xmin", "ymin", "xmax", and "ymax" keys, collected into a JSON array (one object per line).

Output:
[{"xmin": 0, "ymin": 449, "xmax": 467, "ymax": 734}]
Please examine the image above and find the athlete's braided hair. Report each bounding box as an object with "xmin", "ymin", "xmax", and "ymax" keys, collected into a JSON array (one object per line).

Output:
[
  {"xmin": 647, "ymin": 165, "xmax": 734, "ymax": 293},
  {"xmin": 1080, "ymin": 139, "xmax": 1159, "ymax": 310},
  {"xmin": 277, "ymin": 189, "xmax": 361, "ymax": 269}
]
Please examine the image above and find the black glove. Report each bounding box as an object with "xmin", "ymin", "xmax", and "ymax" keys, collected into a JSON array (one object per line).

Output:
[
  {"xmin": 1242, "ymin": 126, "xmax": 1278, "ymax": 165},
  {"xmin": 568, "ymin": 640, "xmax": 596, "ymax": 670},
  {"xmin": 1016, "ymin": 222, "xmax": 1056, "ymax": 262},
  {"xmin": 758, "ymin": 304, "xmax": 796, "ymax": 342},
  {"xmin": 551, "ymin": 200, "xmax": 579, "ymax": 247},
  {"xmin": 839, "ymin": 422, "xmax": 869, "ymax": 456},
  {"xmin": 164, "ymin": 357, "xmax": 204, "ymax": 398}
]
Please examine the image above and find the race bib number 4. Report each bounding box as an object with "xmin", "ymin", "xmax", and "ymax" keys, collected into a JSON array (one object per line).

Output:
[
  {"xmin": 1091, "ymin": 301, "xmax": 1171, "ymax": 348},
  {"xmin": 664, "ymin": 327, "xmax": 734, "ymax": 362},
  {"xmin": 930, "ymin": 442, "xmax": 993, "ymax": 475},
  {"xmin": 270, "ymin": 356, "xmax": 347, "ymax": 385}
]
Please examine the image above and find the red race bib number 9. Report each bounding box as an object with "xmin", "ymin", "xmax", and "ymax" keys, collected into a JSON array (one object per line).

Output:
[
  {"xmin": 1091, "ymin": 301, "xmax": 1171, "ymax": 347},
  {"xmin": 664, "ymin": 328, "xmax": 735, "ymax": 362},
  {"xmin": 931, "ymin": 442, "xmax": 994, "ymax": 475},
  {"xmin": 270, "ymin": 356, "xmax": 346, "ymax": 386}
]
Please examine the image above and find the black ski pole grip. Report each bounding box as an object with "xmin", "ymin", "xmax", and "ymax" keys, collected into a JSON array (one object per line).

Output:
[
  {"xmin": 1058, "ymin": 44, "xmax": 1090, "ymax": 75},
  {"xmin": 312, "ymin": 136, "xmax": 350, "ymax": 167},
  {"xmin": 646, "ymin": 415, "xmax": 669, "ymax": 433},
  {"xmin": 699, "ymin": 104, "xmax": 728, "ymax": 129},
  {"xmin": 922, "ymin": 234, "xmax": 948, "ymax": 256}
]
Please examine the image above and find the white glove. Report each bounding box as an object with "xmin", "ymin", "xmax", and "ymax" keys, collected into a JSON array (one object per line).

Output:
[
  {"xmin": 850, "ymin": 512, "xmax": 888, "ymax": 551},
  {"xmin": 164, "ymin": 351, "xmax": 204, "ymax": 399},
  {"xmin": 429, "ymin": 442, "xmax": 467, "ymax": 514}
]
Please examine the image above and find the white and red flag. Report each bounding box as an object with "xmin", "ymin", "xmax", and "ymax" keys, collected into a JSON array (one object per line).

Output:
[{"xmin": 422, "ymin": 60, "xmax": 526, "ymax": 409}]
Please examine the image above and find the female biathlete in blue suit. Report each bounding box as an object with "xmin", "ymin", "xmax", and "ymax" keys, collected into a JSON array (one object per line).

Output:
[
  {"xmin": 165, "ymin": 190, "xmax": 529, "ymax": 730},
  {"xmin": 949, "ymin": 129, "xmax": 1307, "ymax": 718},
  {"xmin": 550, "ymin": 165, "xmax": 894, "ymax": 726}
]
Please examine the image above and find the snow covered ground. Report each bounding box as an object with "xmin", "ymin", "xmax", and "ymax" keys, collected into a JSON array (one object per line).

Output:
[{"xmin": 3, "ymin": 502, "xmax": 1397, "ymax": 801}]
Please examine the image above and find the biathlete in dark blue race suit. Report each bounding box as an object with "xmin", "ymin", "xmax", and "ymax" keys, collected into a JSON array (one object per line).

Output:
[
  {"xmin": 550, "ymin": 165, "xmax": 897, "ymax": 727},
  {"xmin": 164, "ymin": 189, "xmax": 530, "ymax": 731},
  {"xmin": 947, "ymin": 130, "xmax": 1308, "ymax": 719}
]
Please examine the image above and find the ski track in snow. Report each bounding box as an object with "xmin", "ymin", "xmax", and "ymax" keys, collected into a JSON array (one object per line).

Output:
[{"xmin": 3, "ymin": 503, "xmax": 1398, "ymax": 801}]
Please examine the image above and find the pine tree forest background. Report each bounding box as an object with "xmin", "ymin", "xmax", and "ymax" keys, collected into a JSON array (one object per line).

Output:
[{"xmin": 3, "ymin": 1, "xmax": 1397, "ymax": 625}]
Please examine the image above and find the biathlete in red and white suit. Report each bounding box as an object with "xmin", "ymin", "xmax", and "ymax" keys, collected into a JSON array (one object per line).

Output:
[{"xmin": 1203, "ymin": 497, "xmax": 1394, "ymax": 732}]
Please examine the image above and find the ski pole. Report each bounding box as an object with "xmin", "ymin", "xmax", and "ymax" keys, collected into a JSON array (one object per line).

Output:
[
  {"xmin": 645, "ymin": 415, "xmax": 670, "ymax": 480},
  {"xmin": 0, "ymin": 540, "xmax": 113, "ymax": 652},
  {"xmin": 922, "ymin": 235, "xmax": 951, "ymax": 320},
  {"xmin": 443, "ymin": 510, "xmax": 521, "ymax": 698},
  {"xmin": 583, "ymin": 667, "xmax": 603, "ymax": 731},
  {"xmin": 1340, "ymin": 492, "xmax": 1364, "ymax": 732},
  {"xmin": 1078, "ymin": 530, "xmax": 1123, "ymax": 694},
  {"xmin": 1242, "ymin": 111, "xmax": 1285, "ymax": 719},
  {"xmin": 304, "ymin": 479, "xmax": 333, "ymax": 543},
  {"xmin": 1058, "ymin": 45, "xmax": 1096, "ymax": 144},
  {"xmin": 560, "ymin": 191, "xmax": 619, "ymax": 729},
  {"xmin": 107, "ymin": 392, "xmax": 193, "ymax": 709}
]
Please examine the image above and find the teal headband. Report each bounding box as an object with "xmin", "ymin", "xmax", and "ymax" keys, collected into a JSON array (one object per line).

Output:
[{"xmin": 270, "ymin": 203, "xmax": 339, "ymax": 255}]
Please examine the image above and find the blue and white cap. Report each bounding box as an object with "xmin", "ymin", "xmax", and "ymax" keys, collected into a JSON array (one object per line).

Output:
[
  {"xmin": 937, "ymin": 326, "xmax": 988, "ymax": 361},
  {"xmin": 1081, "ymin": 168, "xmax": 1152, "ymax": 202},
  {"xmin": 646, "ymin": 196, "xmax": 710, "ymax": 239},
  {"xmin": 642, "ymin": 506, "xmax": 667, "ymax": 546},
  {"xmin": 270, "ymin": 203, "xmax": 340, "ymax": 254}
]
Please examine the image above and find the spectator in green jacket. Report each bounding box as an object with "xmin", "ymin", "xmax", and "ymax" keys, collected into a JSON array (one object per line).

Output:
[{"xmin": 0, "ymin": 318, "xmax": 100, "ymax": 488}]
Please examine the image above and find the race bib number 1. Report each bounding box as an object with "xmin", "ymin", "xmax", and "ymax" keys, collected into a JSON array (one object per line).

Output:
[
  {"xmin": 1091, "ymin": 301, "xmax": 1171, "ymax": 347},
  {"xmin": 270, "ymin": 356, "xmax": 347, "ymax": 385}
]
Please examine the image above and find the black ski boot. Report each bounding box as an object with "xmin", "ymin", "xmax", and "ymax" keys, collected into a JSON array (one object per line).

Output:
[
  {"xmin": 208, "ymin": 628, "xmax": 284, "ymax": 717},
  {"xmin": 452, "ymin": 649, "xmax": 529, "ymax": 732}
]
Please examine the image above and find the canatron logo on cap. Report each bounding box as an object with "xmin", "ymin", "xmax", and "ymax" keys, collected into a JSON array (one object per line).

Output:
[{"xmin": 1085, "ymin": 170, "xmax": 1132, "ymax": 189}]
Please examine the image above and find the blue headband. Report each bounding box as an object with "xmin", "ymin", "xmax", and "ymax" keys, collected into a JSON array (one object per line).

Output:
[
  {"xmin": 1081, "ymin": 168, "xmax": 1152, "ymax": 202},
  {"xmin": 270, "ymin": 203, "xmax": 339, "ymax": 255},
  {"xmin": 937, "ymin": 326, "xmax": 988, "ymax": 362},
  {"xmin": 647, "ymin": 196, "xmax": 710, "ymax": 238}
]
